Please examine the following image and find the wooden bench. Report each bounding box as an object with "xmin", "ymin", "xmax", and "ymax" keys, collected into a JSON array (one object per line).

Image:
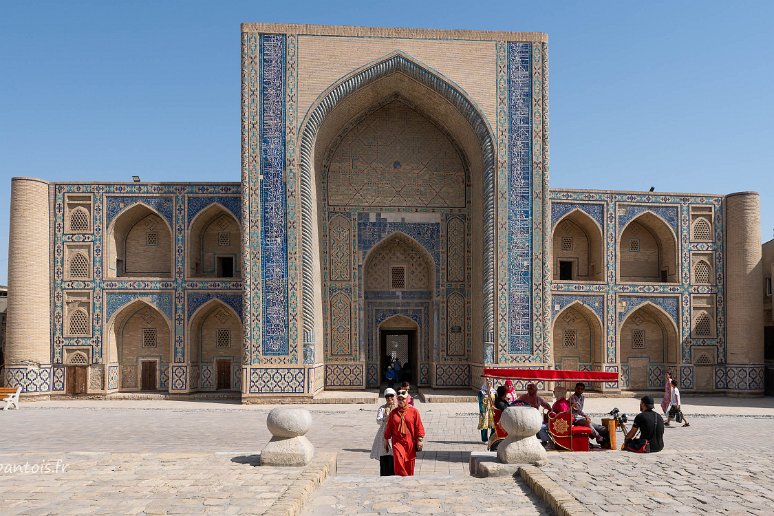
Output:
[{"xmin": 1, "ymin": 386, "xmax": 22, "ymax": 410}]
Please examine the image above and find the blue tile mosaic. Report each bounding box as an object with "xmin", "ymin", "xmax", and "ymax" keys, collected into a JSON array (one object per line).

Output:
[{"xmin": 187, "ymin": 196, "xmax": 242, "ymax": 225}]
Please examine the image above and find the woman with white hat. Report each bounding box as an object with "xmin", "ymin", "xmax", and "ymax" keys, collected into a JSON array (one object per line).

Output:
[{"xmin": 371, "ymin": 387, "xmax": 397, "ymax": 475}]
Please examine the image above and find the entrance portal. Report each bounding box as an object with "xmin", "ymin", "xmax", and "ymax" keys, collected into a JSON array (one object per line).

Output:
[
  {"xmin": 380, "ymin": 329, "xmax": 417, "ymax": 386},
  {"xmin": 140, "ymin": 361, "xmax": 157, "ymax": 391},
  {"xmin": 65, "ymin": 366, "xmax": 87, "ymax": 395},
  {"xmin": 216, "ymin": 359, "xmax": 232, "ymax": 390}
]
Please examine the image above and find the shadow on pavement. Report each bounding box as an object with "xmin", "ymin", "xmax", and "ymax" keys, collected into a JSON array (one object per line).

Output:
[{"xmin": 231, "ymin": 454, "xmax": 261, "ymax": 467}]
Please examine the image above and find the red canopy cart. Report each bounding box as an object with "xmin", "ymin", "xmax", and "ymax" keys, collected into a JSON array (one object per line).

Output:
[{"xmin": 482, "ymin": 368, "xmax": 620, "ymax": 451}]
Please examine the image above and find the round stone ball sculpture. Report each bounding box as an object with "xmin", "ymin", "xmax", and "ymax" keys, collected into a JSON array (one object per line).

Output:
[
  {"xmin": 496, "ymin": 406, "xmax": 547, "ymax": 465},
  {"xmin": 266, "ymin": 407, "xmax": 313, "ymax": 438},
  {"xmin": 261, "ymin": 407, "xmax": 315, "ymax": 466}
]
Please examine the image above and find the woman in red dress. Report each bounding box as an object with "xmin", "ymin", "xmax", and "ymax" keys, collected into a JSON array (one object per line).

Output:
[{"xmin": 384, "ymin": 389, "xmax": 425, "ymax": 476}]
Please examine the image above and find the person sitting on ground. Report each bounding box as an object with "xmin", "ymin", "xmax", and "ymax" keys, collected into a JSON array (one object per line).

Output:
[
  {"xmin": 623, "ymin": 395, "xmax": 665, "ymax": 453},
  {"xmin": 518, "ymin": 383, "xmax": 552, "ymax": 411},
  {"xmin": 569, "ymin": 382, "xmax": 608, "ymax": 446},
  {"xmin": 399, "ymin": 381, "xmax": 415, "ymax": 406},
  {"xmin": 384, "ymin": 366, "xmax": 396, "ymax": 388},
  {"xmin": 666, "ymin": 379, "xmax": 690, "ymax": 427}
]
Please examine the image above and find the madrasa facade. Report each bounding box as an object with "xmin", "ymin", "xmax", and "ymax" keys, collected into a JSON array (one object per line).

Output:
[{"xmin": 3, "ymin": 24, "xmax": 767, "ymax": 400}]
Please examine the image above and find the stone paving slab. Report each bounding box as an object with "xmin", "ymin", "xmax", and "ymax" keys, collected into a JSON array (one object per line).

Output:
[
  {"xmin": 0, "ymin": 451, "xmax": 335, "ymax": 516},
  {"xmin": 2, "ymin": 397, "xmax": 774, "ymax": 514},
  {"xmin": 539, "ymin": 417, "xmax": 774, "ymax": 515},
  {"xmin": 300, "ymin": 474, "xmax": 550, "ymax": 515}
]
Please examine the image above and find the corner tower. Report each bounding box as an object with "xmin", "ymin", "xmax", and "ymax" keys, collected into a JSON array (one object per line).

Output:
[
  {"xmin": 723, "ymin": 191, "xmax": 765, "ymax": 393},
  {"xmin": 4, "ymin": 177, "xmax": 52, "ymax": 393}
]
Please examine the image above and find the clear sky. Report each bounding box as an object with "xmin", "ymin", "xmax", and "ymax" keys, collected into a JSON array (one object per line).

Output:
[{"xmin": 2, "ymin": 1, "xmax": 773, "ymax": 285}]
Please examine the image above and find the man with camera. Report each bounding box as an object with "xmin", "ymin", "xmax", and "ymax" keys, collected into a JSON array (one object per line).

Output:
[{"xmin": 623, "ymin": 395, "xmax": 664, "ymax": 453}]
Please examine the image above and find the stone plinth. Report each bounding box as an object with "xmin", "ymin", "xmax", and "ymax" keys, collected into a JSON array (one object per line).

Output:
[
  {"xmin": 496, "ymin": 406, "xmax": 547, "ymax": 466},
  {"xmin": 261, "ymin": 407, "xmax": 315, "ymax": 466}
]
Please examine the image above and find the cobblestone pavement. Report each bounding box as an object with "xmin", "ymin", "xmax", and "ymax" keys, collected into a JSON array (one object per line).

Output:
[
  {"xmin": 1, "ymin": 397, "xmax": 773, "ymax": 514},
  {"xmin": 540, "ymin": 416, "xmax": 774, "ymax": 515},
  {"xmin": 301, "ymin": 475, "xmax": 549, "ymax": 515}
]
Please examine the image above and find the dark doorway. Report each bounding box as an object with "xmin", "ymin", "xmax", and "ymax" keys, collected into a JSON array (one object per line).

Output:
[
  {"xmin": 380, "ymin": 329, "xmax": 417, "ymax": 386},
  {"xmin": 140, "ymin": 361, "xmax": 157, "ymax": 391},
  {"xmin": 65, "ymin": 366, "xmax": 88, "ymax": 395},
  {"xmin": 217, "ymin": 256, "xmax": 234, "ymax": 277},
  {"xmin": 660, "ymin": 269, "xmax": 668, "ymax": 282},
  {"xmin": 216, "ymin": 360, "xmax": 232, "ymax": 390},
  {"xmin": 559, "ymin": 260, "xmax": 573, "ymax": 280}
]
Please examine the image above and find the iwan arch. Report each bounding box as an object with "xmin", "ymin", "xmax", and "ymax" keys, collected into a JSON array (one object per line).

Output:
[{"xmin": 3, "ymin": 24, "xmax": 766, "ymax": 399}]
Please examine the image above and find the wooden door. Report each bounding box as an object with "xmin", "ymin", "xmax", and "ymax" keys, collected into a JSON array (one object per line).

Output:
[
  {"xmin": 66, "ymin": 366, "xmax": 88, "ymax": 395},
  {"xmin": 216, "ymin": 360, "xmax": 231, "ymax": 390},
  {"xmin": 141, "ymin": 361, "xmax": 157, "ymax": 391}
]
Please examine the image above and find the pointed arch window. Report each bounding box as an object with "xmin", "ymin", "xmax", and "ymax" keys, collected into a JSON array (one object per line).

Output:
[
  {"xmin": 69, "ymin": 309, "xmax": 89, "ymax": 336},
  {"xmin": 70, "ymin": 208, "xmax": 90, "ymax": 232},
  {"xmin": 69, "ymin": 253, "xmax": 90, "ymax": 279},
  {"xmin": 693, "ymin": 218, "xmax": 712, "ymax": 241},
  {"xmin": 694, "ymin": 312, "xmax": 712, "ymax": 337},
  {"xmin": 694, "ymin": 260, "xmax": 711, "ymax": 284}
]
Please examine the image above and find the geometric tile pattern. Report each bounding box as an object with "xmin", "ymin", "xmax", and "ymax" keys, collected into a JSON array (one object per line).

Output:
[
  {"xmin": 258, "ymin": 34, "xmax": 289, "ymax": 357},
  {"xmin": 248, "ymin": 367, "xmax": 305, "ymax": 394},
  {"xmin": 434, "ymin": 363, "xmax": 470, "ymax": 387},
  {"xmin": 325, "ymin": 364, "xmax": 364, "ymax": 387}
]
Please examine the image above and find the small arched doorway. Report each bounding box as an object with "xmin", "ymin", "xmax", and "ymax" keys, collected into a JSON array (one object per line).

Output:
[{"xmin": 379, "ymin": 315, "xmax": 419, "ymax": 387}]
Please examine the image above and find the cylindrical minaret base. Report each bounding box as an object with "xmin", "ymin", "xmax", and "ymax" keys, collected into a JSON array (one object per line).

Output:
[
  {"xmin": 724, "ymin": 191, "xmax": 764, "ymax": 394},
  {"xmin": 4, "ymin": 177, "xmax": 52, "ymax": 394}
]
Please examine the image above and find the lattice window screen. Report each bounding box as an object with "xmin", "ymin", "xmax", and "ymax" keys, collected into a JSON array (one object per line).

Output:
[
  {"xmin": 391, "ymin": 266, "xmax": 406, "ymax": 289},
  {"xmin": 216, "ymin": 328, "xmax": 231, "ymax": 348},
  {"xmin": 563, "ymin": 329, "xmax": 577, "ymax": 348},
  {"xmin": 218, "ymin": 232, "xmax": 230, "ymax": 247},
  {"xmin": 70, "ymin": 208, "xmax": 90, "ymax": 232},
  {"xmin": 70, "ymin": 253, "xmax": 90, "ymax": 278},
  {"xmin": 632, "ymin": 329, "xmax": 645, "ymax": 349},
  {"xmin": 693, "ymin": 218, "xmax": 711, "ymax": 240},
  {"xmin": 69, "ymin": 352, "xmax": 88, "ymax": 365},
  {"xmin": 629, "ymin": 239, "xmax": 640, "ymax": 252},
  {"xmin": 69, "ymin": 309, "xmax": 89, "ymax": 336},
  {"xmin": 694, "ymin": 261, "xmax": 711, "ymax": 284},
  {"xmin": 694, "ymin": 312, "xmax": 712, "ymax": 336},
  {"xmin": 561, "ymin": 237, "xmax": 573, "ymax": 251},
  {"xmin": 142, "ymin": 328, "xmax": 158, "ymax": 348},
  {"xmin": 146, "ymin": 232, "xmax": 159, "ymax": 246}
]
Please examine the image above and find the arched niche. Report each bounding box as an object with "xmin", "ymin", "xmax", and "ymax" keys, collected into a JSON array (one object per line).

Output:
[
  {"xmin": 105, "ymin": 300, "xmax": 172, "ymax": 391},
  {"xmin": 619, "ymin": 212, "xmax": 678, "ymax": 283},
  {"xmin": 620, "ymin": 303, "xmax": 678, "ymax": 390},
  {"xmin": 187, "ymin": 300, "xmax": 242, "ymax": 391},
  {"xmin": 187, "ymin": 204, "xmax": 242, "ymax": 279},
  {"xmin": 300, "ymin": 53, "xmax": 495, "ymax": 361},
  {"xmin": 552, "ymin": 302, "xmax": 604, "ymax": 371},
  {"xmin": 364, "ymin": 233, "xmax": 434, "ymax": 386},
  {"xmin": 553, "ymin": 210, "xmax": 604, "ymax": 281},
  {"xmin": 106, "ymin": 204, "xmax": 173, "ymax": 278}
]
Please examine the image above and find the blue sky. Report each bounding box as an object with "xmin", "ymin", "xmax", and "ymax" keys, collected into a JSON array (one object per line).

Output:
[{"xmin": 1, "ymin": 1, "xmax": 773, "ymax": 285}]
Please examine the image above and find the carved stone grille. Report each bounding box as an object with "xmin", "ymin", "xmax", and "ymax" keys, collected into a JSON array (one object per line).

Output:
[
  {"xmin": 146, "ymin": 231, "xmax": 159, "ymax": 246},
  {"xmin": 216, "ymin": 328, "xmax": 231, "ymax": 348},
  {"xmin": 632, "ymin": 329, "xmax": 645, "ymax": 349},
  {"xmin": 563, "ymin": 329, "xmax": 577, "ymax": 348},
  {"xmin": 693, "ymin": 218, "xmax": 711, "ymax": 240},
  {"xmin": 69, "ymin": 309, "xmax": 89, "ymax": 336},
  {"xmin": 70, "ymin": 208, "xmax": 90, "ymax": 232},
  {"xmin": 142, "ymin": 328, "xmax": 158, "ymax": 348},
  {"xmin": 218, "ymin": 232, "xmax": 230, "ymax": 246},
  {"xmin": 561, "ymin": 236, "xmax": 573, "ymax": 251},
  {"xmin": 70, "ymin": 253, "xmax": 90, "ymax": 278},
  {"xmin": 391, "ymin": 266, "xmax": 406, "ymax": 289},
  {"xmin": 629, "ymin": 239, "xmax": 640, "ymax": 252},
  {"xmin": 694, "ymin": 260, "xmax": 711, "ymax": 284},
  {"xmin": 694, "ymin": 312, "xmax": 712, "ymax": 337}
]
